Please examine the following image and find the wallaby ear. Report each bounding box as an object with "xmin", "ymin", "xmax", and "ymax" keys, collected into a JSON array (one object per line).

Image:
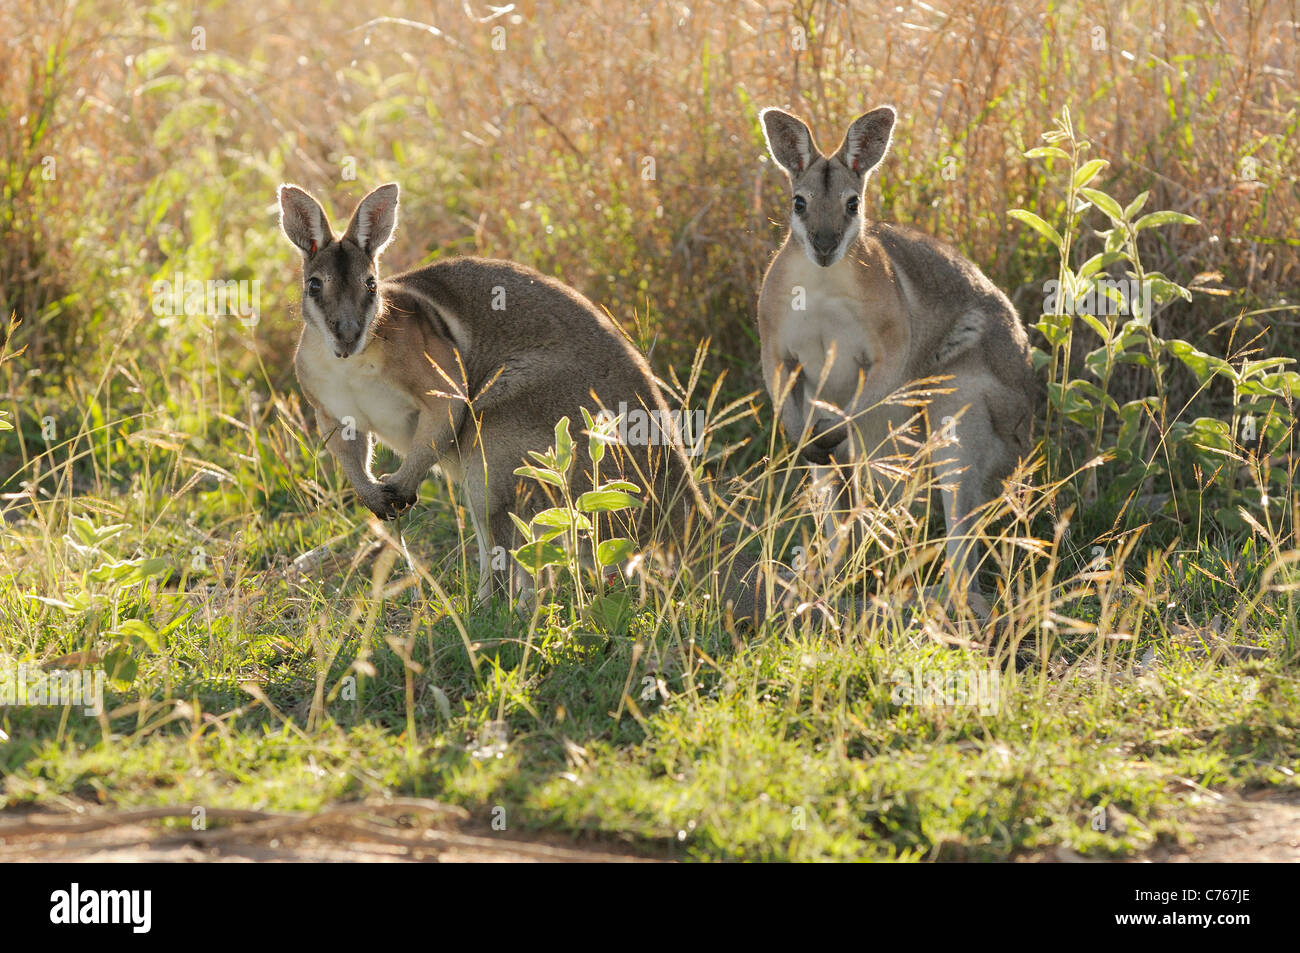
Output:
[
  {"xmin": 279, "ymin": 184, "xmax": 331, "ymax": 257},
  {"xmin": 835, "ymin": 106, "xmax": 896, "ymax": 177},
  {"xmin": 761, "ymin": 108, "xmax": 816, "ymax": 177},
  {"xmin": 344, "ymin": 183, "xmax": 399, "ymax": 259}
]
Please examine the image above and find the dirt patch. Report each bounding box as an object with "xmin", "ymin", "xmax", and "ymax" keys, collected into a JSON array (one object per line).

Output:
[
  {"xmin": 0, "ymin": 801, "xmax": 662, "ymax": 863},
  {"xmin": 1141, "ymin": 791, "xmax": 1300, "ymax": 863},
  {"xmin": 6, "ymin": 792, "xmax": 1297, "ymax": 862}
]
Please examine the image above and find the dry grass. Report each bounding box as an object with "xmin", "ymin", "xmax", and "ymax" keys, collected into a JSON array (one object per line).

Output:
[{"xmin": 2, "ymin": 0, "xmax": 1296, "ymax": 378}]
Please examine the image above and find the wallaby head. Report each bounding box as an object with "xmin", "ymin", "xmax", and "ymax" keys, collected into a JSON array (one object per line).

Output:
[
  {"xmin": 278, "ymin": 182, "xmax": 399, "ymax": 359},
  {"xmin": 761, "ymin": 106, "xmax": 895, "ymax": 268}
]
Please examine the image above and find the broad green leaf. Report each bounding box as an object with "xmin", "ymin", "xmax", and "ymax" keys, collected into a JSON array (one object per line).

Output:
[
  {"xmin": 1072, "ymin": 158, "xmax": 1109, "ymax": 189},
  {"xmin": 103, "ymin": 644, "xmax": 138, "ymax": 687},
  {"xmin": 114, "ymin": 619, "xmax": 161, "ymax": 653},
  {"xmin": 1145, "ymin": 274, "xmax": 1192, "ymax": 305},
  {"xmin": 512, "ymin": 540, "xmax": 569, "ymax": 575},
  {"xmin": 531, "ymin": 507, "xmax": 592, "ymax": 532},
  {"xmin": 1079, "ymin": 187, "xmax": 1127, "ymax": 224},
  {"xmin": 1008, "ymin": 209, "xmax": 1062, "ymax": 250},
  {"xmin": 514, "ymin": 465, "xmax": 565, "ymax": 488},
  {"xmin": 1023, "ymin": 146, "xmax": 1070, "ymax": 161},
  {"xmin": 583, "ymin": 591, "xmax": 634, "ymax": 636},
  {"xmin": 1124, "ymin": 191, "xmax": 1150, "ymax": 220},
  {"xmin": 1134, "ymin": 210, "xmax": 1199, "ymax": 231},
  {"xmin": 596, "ymin": 537, "xmax": 636, "ymax": 568},
  {"xmin": 1164, "ymin": 340, "xmax": 1231, "ymax": 382},
  {"xmin": 1077, "ymin": 250, "xmax": 1125, "ymax": 280},
  {"xmin": 576, "ymin": 489, "xmax": 643, "ymax": 513}
]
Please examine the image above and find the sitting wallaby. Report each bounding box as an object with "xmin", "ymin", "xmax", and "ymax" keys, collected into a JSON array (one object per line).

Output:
[
  {"xmin": 278, "ymin": 182, "xmax": 763, "ymax": 620},
  {"xmin": 757, "ymin": 106, "xmax": 1039, "ymax": 614}
]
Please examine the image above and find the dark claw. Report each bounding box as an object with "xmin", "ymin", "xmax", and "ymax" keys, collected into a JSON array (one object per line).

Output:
[{"xmin": 367, "ymin": 482, "xmax": 417, "ymax": 520}]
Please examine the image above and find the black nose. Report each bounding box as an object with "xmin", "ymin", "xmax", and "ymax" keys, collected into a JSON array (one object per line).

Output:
[{"xmin": 812, "ymin": 232, "xmax": 839, "ymax": 257}]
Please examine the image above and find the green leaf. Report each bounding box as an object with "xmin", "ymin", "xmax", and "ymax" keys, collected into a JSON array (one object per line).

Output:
[
  {"xmin": 553, "ymin": 417, "xmax": 574, "ymax": 476},
  {"xmin": 512, "ymin": 540, "xmax": 569, "ymax": 575},
  {"xmin": 580, "ymin": 406, "xmax": 606, "ymax": 466},
  {"xmin": 595, "ymin": 537, "xmax": 636, "ymax": 568},
  {"xmin": 514, "ymin": 464, "xmax": 565, "ymax": 488},
  {"xmin": 1124, "ymin": 191, "xmax": 1150, "ymax": 220},
  {"xmin": 594, "ymin": 480, "xmax": 640, "ymax": 494},
  {"xmin": 582, "ymin": 591, "xmax": 634, "ymax": 636},
  {"xmin": 576, "ymin": 489, "xmax": 643, "ymax": 513},
  {"xmin": 1077, "ymin": 250, "xmax": 1126, "ymax": 280},
  {"xmin": 102, "ymin": 644, "xmax": 138, "ymax": 687},
  {"xmin": 1145, "ymin": 274, "xmax": 1193, "ymax": 305},
  {"xmin": 114, "ymin": 619, "xmax": 161, "ymax": 653},
  {"xmin": 1164, "ymin": 340, "xmax": 1231, "ymax": 382},
  {"xmin": 0, "ymin": 409, "xmax": 11, "ymax": 431},
  {"xmin": 531, "ymin": 507, "xmax": 592, "ymax": 532},
  {"xmin": 69, "ymin": 517, "xmax": 129, "ymax": 548},
  {"xmin": 1008, "ymin": 209, "xmax": 1062, "ymax": 250},
  {"xmin": 1079, "ymin": 187, "xmax": 1127, "ymax": 224},
  {"xmin": 1072, "ymin": 158, "xmax": 1109, "ymax": 189},
  {"xmin": 1023, "ymin": 146, "xmax": 1070, "ymax": 161},
  {"xmin": 1134, "ymin": 210, "xmax": 1199, "ymax": 231},
  {"xmin": 89, "ymin": 557, "xmax": 168, "ymax": 588}
]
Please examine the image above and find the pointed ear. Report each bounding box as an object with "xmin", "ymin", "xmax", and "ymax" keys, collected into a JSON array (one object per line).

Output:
[
  {"xmin": 761, "ymin": 108, "xmax": 816, "ymax": 177},
  {"xmin": 279, "ymin": 184, "xmax": 331, "ymax": 257},
  {"xmin": 835, "ymin": 106, "xmax": 896, "ymax": 177},
  {"xmin": 343, "ymin": 183, "xmax": 399, "ymax": 259}
]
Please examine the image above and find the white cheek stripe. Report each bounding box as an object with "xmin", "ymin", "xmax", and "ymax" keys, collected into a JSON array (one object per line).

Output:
[{"xmin": 303, "ymin": 295, "xmax": 329, "ymax": 338}]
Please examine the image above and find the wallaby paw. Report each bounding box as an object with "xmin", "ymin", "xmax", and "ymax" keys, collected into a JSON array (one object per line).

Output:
[{"xmin": 363, "ymin": 479, "xmax": 417, "ymax": 520}]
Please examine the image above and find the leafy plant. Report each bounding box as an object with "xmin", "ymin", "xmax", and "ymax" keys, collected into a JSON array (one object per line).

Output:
[
  {"xmin": 1013, "ymin": 108, "xmax": 1297, "ymax": 530},
  {"xmin": 510, "ymin": 410, "xmax": 643, "ymax": 632}
]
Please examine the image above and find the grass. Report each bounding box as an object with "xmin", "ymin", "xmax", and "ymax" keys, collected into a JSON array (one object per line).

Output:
[{"xmin": 1, "ymin": 0, "xmax": 1299, "ymax": 861}]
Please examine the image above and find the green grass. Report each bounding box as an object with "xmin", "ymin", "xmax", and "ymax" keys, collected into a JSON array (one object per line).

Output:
[
  {"xmin": 1, "ymin": 410, "xmax": 1296, "ymax": 861},
  {"xmin": 2, "ymin": 0, "xmax": 1299, "ymax": 862}
]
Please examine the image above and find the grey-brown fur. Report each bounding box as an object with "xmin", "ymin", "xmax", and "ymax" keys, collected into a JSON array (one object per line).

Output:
[
  {"xmin": 279, "ymin": 183, "xmax": 762, "ymax": 621},
  {"xmin": 757, "ymin": 107, "xmax": 1041, "ymax": 614}
]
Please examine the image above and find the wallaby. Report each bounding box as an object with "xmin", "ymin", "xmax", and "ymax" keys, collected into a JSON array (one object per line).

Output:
[
  {"xmin": 757, "ymin": 106, "xmax": 1039, "ymax": 615},
  {"xmin": 278, "ymin": 182, "xmax": 763, "ymax": 621}
]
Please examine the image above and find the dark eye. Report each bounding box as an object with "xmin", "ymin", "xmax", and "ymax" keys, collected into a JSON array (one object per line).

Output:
[
  {"xmin": 846, "ymin": 196, "xmax": 860, "ymax": 215},
  {"xmin": 793, "ymin": 195, "xmax": 807, "ymax": 214},
  {"xmin": 365, "ymin": 277, "xmax": 377, "ymax": 295},
  {"xmin": 307, "ymin": 276, "xmax": 322, "ymax": 296}
]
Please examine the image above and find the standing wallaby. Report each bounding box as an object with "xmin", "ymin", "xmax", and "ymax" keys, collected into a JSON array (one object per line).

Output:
[
  {"xmin": 757, "ymin": 106, "xmax": 1039, "ymax": 614},
  {"xmin": 278, "ymin": 182, "xmax": 763, "ymax": 620}
]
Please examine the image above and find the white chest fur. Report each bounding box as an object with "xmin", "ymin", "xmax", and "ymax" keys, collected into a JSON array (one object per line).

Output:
[
  {"xmin": 297, "ymin": 327, "xmax": 420, "ymax": 455},
  {"xmin": 777, "ymin": 252, "xmax": 874, "ymax": 408}
]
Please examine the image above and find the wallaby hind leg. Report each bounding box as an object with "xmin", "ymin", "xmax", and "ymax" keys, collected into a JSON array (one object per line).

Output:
[
  {"xmin": 933, "ymin": 398, "xmax": 1000, "ymax": 621},
  {"xmin": 809, "ymin": 461, "xmax": 857, "ymax": 575}
]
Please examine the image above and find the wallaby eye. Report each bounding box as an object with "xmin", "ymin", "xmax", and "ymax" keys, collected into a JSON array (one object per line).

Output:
[
  {"xmin": 365, "ymin": 276, "xmax": 377, "ymax": 295},
  {"xmin": 793, "ymin": 195, "xmax": 807, "ymax": 214},
  {"xmin": 846, "ymin": 196, "xmax": 860, "ymax": 215},
  {"xmin": 307, "ymin": 276, "xmax": 322, "ymax": 296}
]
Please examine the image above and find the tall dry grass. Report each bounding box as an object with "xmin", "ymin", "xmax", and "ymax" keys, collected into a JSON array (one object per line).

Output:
[{"xmin": 2, "ymin": 0, "xmax": 1296, "ymax": 386}]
